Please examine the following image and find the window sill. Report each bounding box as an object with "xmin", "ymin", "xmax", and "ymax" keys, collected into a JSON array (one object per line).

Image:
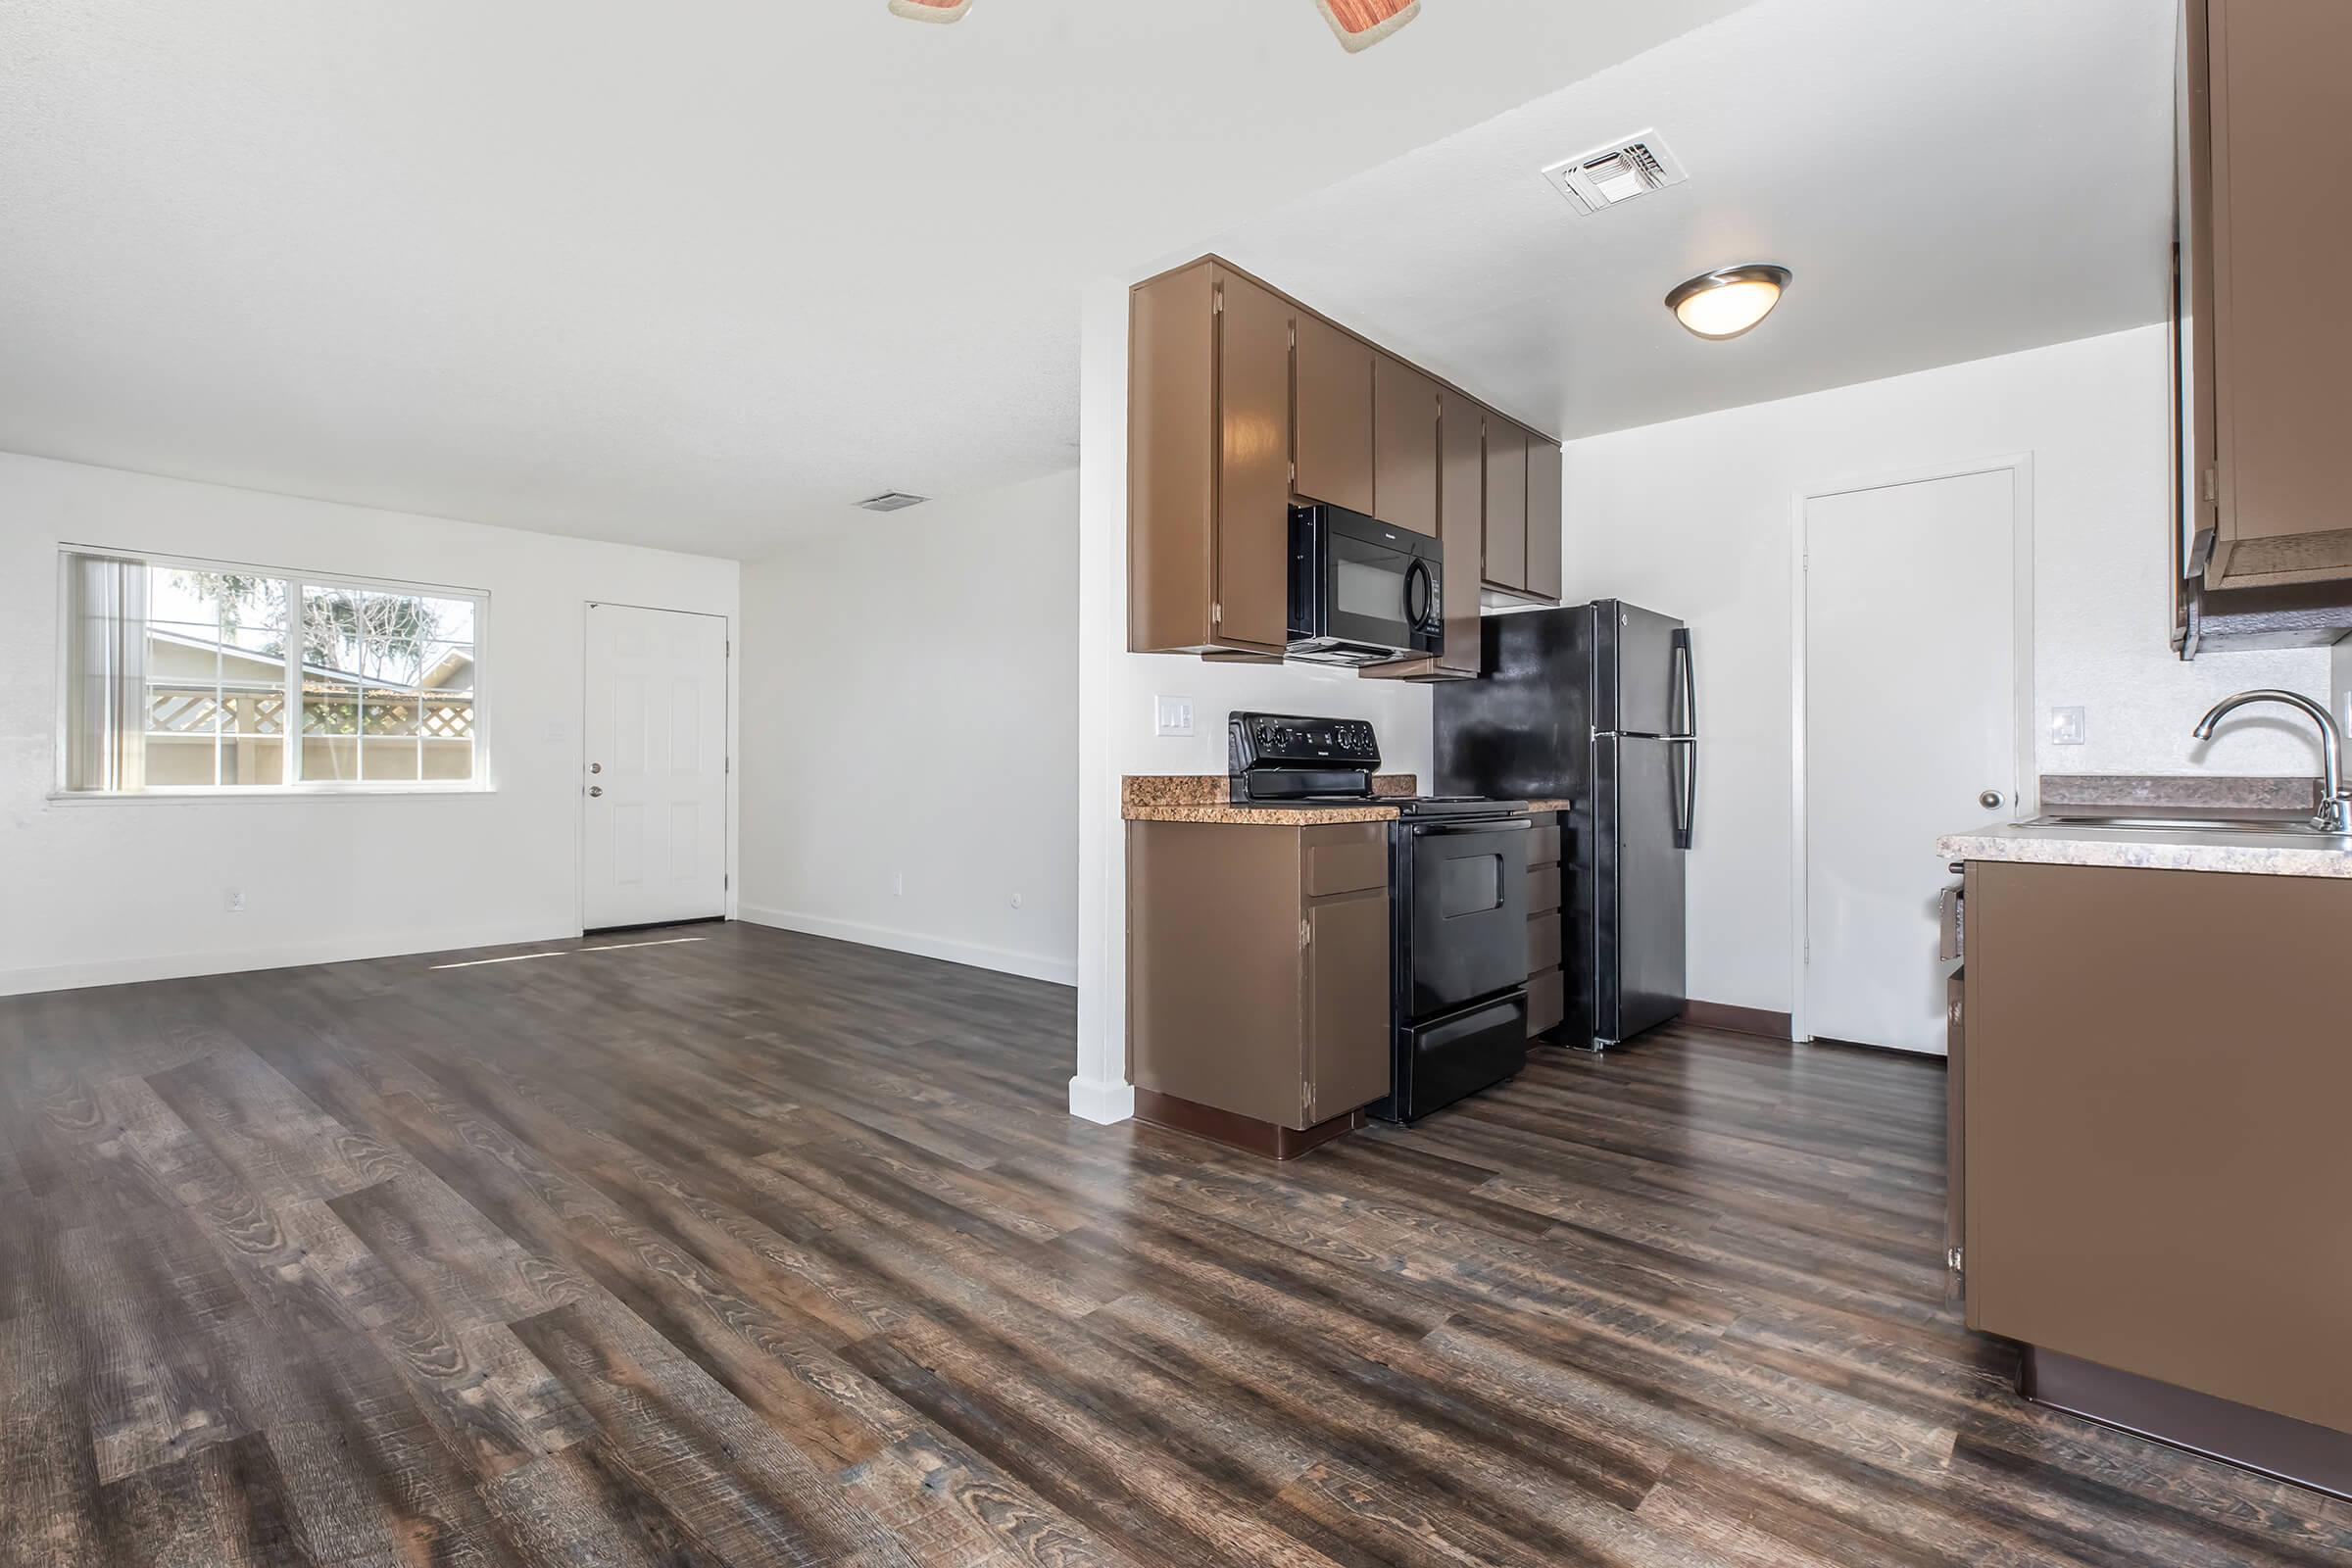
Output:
[{"xmin": 46, "ymin": 785, "xmax": 498, "ymax": 806}]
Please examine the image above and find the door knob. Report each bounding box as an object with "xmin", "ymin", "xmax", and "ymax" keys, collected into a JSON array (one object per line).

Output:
[
  {"xmin": 1978, "ymin": 789, "xmax": 2003, "ymax": 809},
  {"xmin": 588, "ymin": 785, "xmax": 604, "ymax": 797},
  {"xmin": 589, "ymin": 761, "xmax": 603, "ymax": 774}
]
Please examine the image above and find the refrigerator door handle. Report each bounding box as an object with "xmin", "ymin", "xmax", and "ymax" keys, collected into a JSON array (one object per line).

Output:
[
  {"xmin": 1670, "ymin": 627, "xmax": 1696, "ymax": 739},
  {"xmin": 1670, "ymin": 737, "xmax": 1696, "ymax": 851}
]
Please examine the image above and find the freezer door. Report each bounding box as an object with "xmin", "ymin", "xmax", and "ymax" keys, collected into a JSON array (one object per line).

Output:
[
  {"xmin": 1597, "ymin": 601, "xmax": 1686, "ymax": 738},
  {"xmin": 1433, "ymin": 606, "xmax": 1593, "ymax": 800},
  {"xmin": 1594, "ymin": 736, "xmax": 1688, "ymax": 1047}
]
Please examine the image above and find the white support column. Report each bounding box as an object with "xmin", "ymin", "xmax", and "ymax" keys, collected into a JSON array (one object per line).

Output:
[{"xmin": 1070, "ymin": 274, "xmax": 1135, "ymax": 1124}]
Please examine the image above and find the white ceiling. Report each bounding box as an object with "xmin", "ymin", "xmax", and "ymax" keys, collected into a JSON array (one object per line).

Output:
[
  {"xmin": 0, "ymin": 0, "xmax": 1754, "ymax": 559},
  {"xmin": 1205, "ymin": 0, "xmax": 2180, "ymax": 442}
]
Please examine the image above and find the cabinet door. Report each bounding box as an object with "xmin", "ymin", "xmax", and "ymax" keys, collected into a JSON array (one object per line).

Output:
[
  {"xmin": 1525, "ymin": 437, "xmax": 1563, "ymax": 603},
  {"xmin": 1372, "ymin": 354, "xmax": 1440, "ymax": 537},
  {"xmin": 1214, "ymin": 270, "xmax": 1295, "ymax": 650},
  {"xmin": 1437, "ymin": 389, "xmax": 1487, "ymax": 674},
  {"xmin": 1295, "ymin": 315, "xmax": 1376, "ymax": 514},
  {"xmin": 1303, "ymin": 888, "xmax": 1392, "ymax": 1126},
  {"xmin": 1966, "ymin": 861, "xmax": 2352, "ymax": 1433},
  {"xmin": 1483, "ymin": 417, "xmax": 1528, "ymax": 593},
  {"xmin": 2205, "ymin": 0, "xmax": 2352, "ymax": 586}
]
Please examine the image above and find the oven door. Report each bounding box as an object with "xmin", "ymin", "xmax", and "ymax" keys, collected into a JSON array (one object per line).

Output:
[
  {"xmin": 1404, "ymin": 818, "xmax": 1531, "ymax": 1017},
  {"xmin": 1292, "ymin": 506, "xmax": 1441, "ymax": 659}
]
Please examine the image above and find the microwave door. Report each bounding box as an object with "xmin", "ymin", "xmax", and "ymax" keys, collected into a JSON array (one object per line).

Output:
[{"xmin": 1322, "ymin": 531, "xmax": 1415, "ymax": 652}]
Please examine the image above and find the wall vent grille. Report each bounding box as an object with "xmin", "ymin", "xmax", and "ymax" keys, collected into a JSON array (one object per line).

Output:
[{"xmin": 1542, "ymin": 129, "xmax": 1689, "ymax": 214}]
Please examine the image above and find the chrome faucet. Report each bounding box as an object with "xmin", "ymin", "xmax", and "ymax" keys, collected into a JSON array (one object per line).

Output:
[{"xmin": 2190, "ymin": 689, "xmax": 2349, "ymax": 832}]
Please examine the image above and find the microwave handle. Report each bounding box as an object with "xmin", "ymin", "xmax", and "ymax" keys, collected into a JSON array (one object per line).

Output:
[{"xmin": 1404, "ymin": 559, "xmax": 1437, "ymax": 632}]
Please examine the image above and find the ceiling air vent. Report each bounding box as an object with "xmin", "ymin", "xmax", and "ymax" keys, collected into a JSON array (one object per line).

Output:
[
  {"xmin": 1542, "ymin": 130, "xmax": 1689, "ymax": 215},
  {"xmin": 855, "ymin": 490, "xmax": 929, "ymax": 513}
]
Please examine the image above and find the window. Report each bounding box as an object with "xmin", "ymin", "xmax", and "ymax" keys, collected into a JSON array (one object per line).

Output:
[{"xmin": 58, "ymin": 549, "xmax": 487, "ymax": 795}]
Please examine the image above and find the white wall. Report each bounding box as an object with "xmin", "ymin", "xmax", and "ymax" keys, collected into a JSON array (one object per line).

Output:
[
  {"xmin": 1073, "ymin": 278, "xmax": 1436, "ymax": 1122},
  {"xmin": 0, "ymin": 452, "xmax": 739, "ymax": 996},
  {"xmin": 1561, "ymin": 324, "xmax": 2331, "ymax": 1016},
  {"xmin": 737, "ymin": 470, "xmax": 1082, "ymax": 985}
]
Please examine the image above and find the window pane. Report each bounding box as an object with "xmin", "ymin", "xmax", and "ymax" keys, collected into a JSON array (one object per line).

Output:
[
  {"xmin": 145, "ymin": 681, "xmax": 223, "ymax": 736},
  {"xmin": 362, "ymin": 689, "xmax": 419, "ymax": 738},
  {"xmin": 420, "ymin": 738, "xmax": 474, "ymax": 782},
  {"xmin": 417, "ymin": 688, "xmax": 474, "ymax": 743},
  {"xmin": 362, "ymin": 740, "xmax": 420, "ymax": 781},
  {"xmin": 221, "ymin": 737, "xmax": 285, "ymax": 786},
  {"xmin": 302, "ymin": 736, "xmax": 360, "ymax": 780},
  {"xmin": 301, "ymin": 679, "xmax": 360, "ymax": 780}
]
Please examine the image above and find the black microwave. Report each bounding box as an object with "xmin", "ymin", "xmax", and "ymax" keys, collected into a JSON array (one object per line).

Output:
[{"xmin": 1288, "ymin": 503, "xmax": 1444, "ymax": 665}]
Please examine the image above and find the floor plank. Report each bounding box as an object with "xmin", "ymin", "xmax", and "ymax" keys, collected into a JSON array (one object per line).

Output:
[{"xmin": 1, "ymin": 922, "xmax": 2344, "ymax": 1566}]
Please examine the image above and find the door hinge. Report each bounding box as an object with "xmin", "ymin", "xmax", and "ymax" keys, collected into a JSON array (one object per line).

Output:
[
  {"xmin": 1946, "ymin": 1246, "xmax": 1964, "ymax": 1273},
  {"xmin": 1211, "ymin": 600, "xmax": 1222, "ymax": 626},
  {"xmin": 725, "ymin": 757, "xmax": 731, "ymax": 774},
  {"xmin": 1298, "ymin": 919, "xmax": 1311, "ymax": 949},
  {"xmin": 1212, "ymin": 287, "xmax": 1224, "ymax": 315},
  {"xmin": 2201, "ymin": 467, "xmax": 2218, "ymax": 505},
  {"xmin": 726, "ymin": 638, "xmax": 732, "ymax": 658}
]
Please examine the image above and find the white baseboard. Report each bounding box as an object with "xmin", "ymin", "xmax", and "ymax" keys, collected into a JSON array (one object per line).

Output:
[
  {"xmin": 736, "ymin": 905, "xmax": 1077, "ymax": 988},
  {"xmin": 1067, "ymin": 1074, "xmax": 1135, "ymax": 1125},
  {"xmin": 0, "ymin": 920, "xmax": 567, "ymax": 999}
]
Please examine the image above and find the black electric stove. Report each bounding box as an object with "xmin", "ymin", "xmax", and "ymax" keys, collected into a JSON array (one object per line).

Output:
[{"xmin": 1229, "ymin": 713, "xmax": 1533, "ymax": 1123}]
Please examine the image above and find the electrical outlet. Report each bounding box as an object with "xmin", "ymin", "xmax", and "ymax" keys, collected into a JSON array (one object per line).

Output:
[
  {"xmin": 1153, "ymin": 695, "xmax": 1194, "ymax": 739},
  {"xmin": 2049, "ymin": 707, "xmax": 2086, "ymax": 747},
  {"xmin": 892, "ymin": 872, "xmax": 905, "ymax": 897},
  {"xmin": 223, "ymin": 888, "xmax": 246, "ymax": 913}
]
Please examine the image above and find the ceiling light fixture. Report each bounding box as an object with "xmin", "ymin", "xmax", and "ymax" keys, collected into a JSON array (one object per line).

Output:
[{"xmin": 1665, "ymin": 264, "xmax": 1791, "ymax": 341}]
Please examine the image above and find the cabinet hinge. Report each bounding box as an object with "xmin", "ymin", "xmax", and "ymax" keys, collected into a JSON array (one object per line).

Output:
[
  {"xmin": 2201, "ymin": 467, "xmax": 2218, "ymax": 505},
  {"xmin": 1946, "ymin": 1246, "xmax": 1964, "ymax": 1273},
  {"xmin": 1211, "ymin": 600, "xmax": 1222, "ymax": 626},
  {"xmin": 1298, "ymin": 919, "xmax": 1311, "ymax": 949}
]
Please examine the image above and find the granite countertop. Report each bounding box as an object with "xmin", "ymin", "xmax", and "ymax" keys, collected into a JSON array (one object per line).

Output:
[
  {"xmin": 1938, "ymin": 821, "xmax": 2352, "ymax": 879},
  {"xmin": 1940, "ymin": 773, "xmax": 2352, "ymax": 879},
  {"xmin": 1122, "ymin": 775, "xmax": 1571, "ymax": 826},
  {"xmin": 1124, "ymin": 773, "xmax": 1410, "ymax": 825}
]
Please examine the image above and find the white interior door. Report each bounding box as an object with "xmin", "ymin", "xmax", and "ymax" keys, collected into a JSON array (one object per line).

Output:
[
  {"xmin": 1805, "ymin": 468, "xmax": 2018, "ymax": 1054},
  {"xmin": 582, "ymin": 602, "xmax": 728, "ymax": 930}
]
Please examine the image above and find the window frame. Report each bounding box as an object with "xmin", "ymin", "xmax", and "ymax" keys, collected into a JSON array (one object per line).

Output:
[{"xmin": 50, "ymin": 544, "xmax": 494, "ymax": 801}]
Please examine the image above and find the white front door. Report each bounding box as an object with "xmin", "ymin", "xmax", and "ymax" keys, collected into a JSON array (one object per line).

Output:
[
  {"xmin": 582, "ymin": 602, "xmax": 728, "ymax": 931},
  {"xmin": 1804, "ymin": 467, "xmax": 2020, "ymax": 1054}
]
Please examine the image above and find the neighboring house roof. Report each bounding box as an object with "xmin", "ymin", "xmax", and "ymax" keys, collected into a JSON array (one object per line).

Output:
[{"xmin": 146, "ymin": 626, "xmax": 472, "ymax": 690}]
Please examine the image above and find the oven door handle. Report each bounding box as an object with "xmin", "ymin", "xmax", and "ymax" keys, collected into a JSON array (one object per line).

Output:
[{"xmin": 1410, "ymin": 818, "xmax": 1533, "ymax": 837}]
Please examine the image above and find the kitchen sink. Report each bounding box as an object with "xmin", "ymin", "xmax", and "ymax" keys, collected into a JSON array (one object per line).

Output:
[{"xmin": 2019, "ymin": 813, "xmax": 2351, "ymax": 840}]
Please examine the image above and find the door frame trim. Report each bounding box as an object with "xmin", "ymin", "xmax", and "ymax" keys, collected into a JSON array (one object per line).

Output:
[
  {"xmin": 1788, "ymin": 452, "xmax": 2035, "ymax": 1048},
  {"xmin": 578, "ymin": 599, "xmax": 736, "ymax": 936}
]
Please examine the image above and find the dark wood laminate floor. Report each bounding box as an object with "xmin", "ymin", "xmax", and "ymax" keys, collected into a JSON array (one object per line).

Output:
[{"xmin": 3, "ymin": 924, "xmax": 2346, "ymax": 1567}]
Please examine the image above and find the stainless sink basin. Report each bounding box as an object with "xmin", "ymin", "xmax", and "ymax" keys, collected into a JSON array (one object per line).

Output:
[{"xmin": 2019, "ymin": 814, "xmax": 2350, "ymax": 840}]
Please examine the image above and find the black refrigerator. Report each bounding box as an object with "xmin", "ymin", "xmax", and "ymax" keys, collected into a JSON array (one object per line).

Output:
[{"xmin": 1434, "ymin": 601, "xmax": 1694, "ymax": 1053}]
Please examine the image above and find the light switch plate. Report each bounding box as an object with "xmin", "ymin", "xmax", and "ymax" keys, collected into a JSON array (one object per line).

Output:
[
  {"xmin": 2049, "ymin": 706, "xmax": 2086, "ymax": 747},
  {"xmin": 1153, "ymin": 695, "xmax": 1195, "ymax": 739}
]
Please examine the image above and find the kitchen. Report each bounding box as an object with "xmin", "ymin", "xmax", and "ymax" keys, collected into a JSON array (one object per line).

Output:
[{"xmin": 1085, "ymin": 0, "xmax": 2352, "ymax": 1523}]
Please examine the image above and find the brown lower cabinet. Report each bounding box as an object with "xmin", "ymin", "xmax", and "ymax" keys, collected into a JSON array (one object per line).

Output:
[
  {"xmin": 1128, "ymin": 819, "xmax": 1393, "ymax": 1155},
  {"xmin": 1962, "ymin": 859, "xmax": 2352, "ymax": 1450}
]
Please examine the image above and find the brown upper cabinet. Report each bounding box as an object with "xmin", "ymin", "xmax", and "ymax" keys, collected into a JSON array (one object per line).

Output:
[
  {"xmin": 1371, "ymin": 354, "xmax": 1440, "ymax": 538},
  {"xmin": 1129, "ymin": 255, "xmax": 1559, "ymax": 662},
  {"xmin": 1527, "ymin": 437, "xmax": 1564, "ymax": 602},
  {"xmin": 2182, "ymin": 0, "xmax": 2352, "ymax": 596},
  {"xmin": 1295, "ymin": 315, "xmax": 1375, "ymax": 516},
  {"xmin": 1482, "ymin": 420, "xmax": 1529, "ymax": 595},
  {"xmin": 1128, "ymin": 260, "xmax": 1291, "ymax": 655}
]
